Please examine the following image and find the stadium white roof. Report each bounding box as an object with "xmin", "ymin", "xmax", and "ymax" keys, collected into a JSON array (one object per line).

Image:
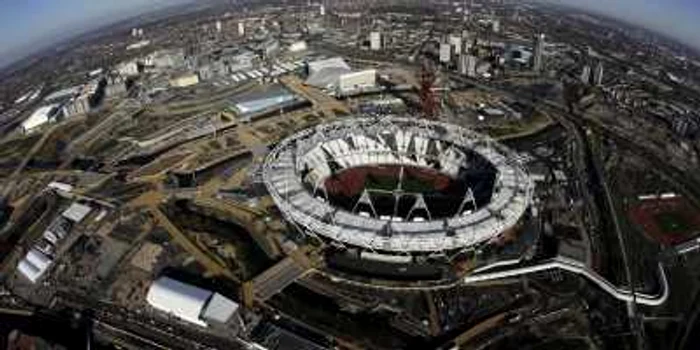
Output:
[
  {"xmin": 263, "ymin": 116, "xmax": 533, "ymax": 253},
  {"xmin": 146, "ymin": 277, "xmax": 212, "ymax": 327}
]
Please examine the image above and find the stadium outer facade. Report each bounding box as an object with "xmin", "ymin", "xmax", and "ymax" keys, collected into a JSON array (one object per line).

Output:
[{"xmin": 262, "ymin": 116, "xmax": 533, "ymax": 257}]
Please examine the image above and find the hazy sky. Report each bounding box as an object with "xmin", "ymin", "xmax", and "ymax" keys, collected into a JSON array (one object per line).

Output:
[
  {"xmin": 2, "ymin": 0, "xmax": 700, "ymax": 68},
  {"xmin": 0, "ymin": 0, "xmax": 191, "ymax": 68},
  {"xmin": 544, "ymin": 0, "xmax": 700, "ymax": 49}
]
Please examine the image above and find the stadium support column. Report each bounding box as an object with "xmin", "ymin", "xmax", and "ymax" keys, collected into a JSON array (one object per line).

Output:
[
  {"xmin": 353, "ymin": 189, "xmax": 378, "ymax": 218},
  {"xmin": 456, "ymin": 187, "xmax": 477, "ymax": 215},
  {"xmin": 408, "ymin": 194, "xmax": 432, "ymax": 221}
]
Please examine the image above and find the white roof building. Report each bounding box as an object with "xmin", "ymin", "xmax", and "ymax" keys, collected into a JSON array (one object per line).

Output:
[
  {"xmin": 305, "ymin": 57, "xmax": 354, "ymax": 90},
  {"xmin": 17, "ymin": 260, "xmax": 44, "ymax": 283},
  {"xmin": 338, "ymin": 70, "xmax": 377, "ymax": 94},
  {"xmin": 127, "ymin": 40, "xmax": 151, "ymax": 51},
  {"xmin": 43, "ymin": 86, "xmax": 81, "ymax": 103},
  {"xmin": 17, "ymin": 249, "xmax": 53, "ymax": 284},
  {"xmin": 147, "ymin": 277, "xmax": 210, "ymax": 327},
  {"xmin": 202, "ymin": 293, "xmax": 240, "ymax": 324},
  {"xmin": 308, "ymin": 57, "xmax": 350, "ymax": 76},
  {"xmin": 170, "ymin": 73, "xmax": 200, "ymax": 88},
  {"xmin": 43, "ymin": 230, "xmax": 59, "ymax": 245},
  {"xmin": 116, "ymin": 61, "xmax": 140, "ymax": 77},
  {"xmin": 62, "ymin": 203, "xmax": 92, "ymax": 223},
  {"xmin": 47, "ymin": 182, "xmax": 74, "ymax": 193},
  {"xmin": 288, "ymin": 41, "xmax": 308, "ymax": 53},
  {"xmin": 146, "ymin": 277, "xmax": 239, "ymax": 327},
  {"xmin": 21, "ymin": 104, "xmax": 58, "ymax": 134},
  {"xmin": 25, "ymin": 249, "xmax": 52, "ymax": 271}
]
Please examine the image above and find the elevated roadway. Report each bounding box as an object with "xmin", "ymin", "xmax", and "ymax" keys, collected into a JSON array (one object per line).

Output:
[
  {"xmin": 463, "ymin": 256, "xmax": 669, "ymax": 307},
  {"xmin": 251, "ymin": 255, "xmax": 311, "ymax": 302}
]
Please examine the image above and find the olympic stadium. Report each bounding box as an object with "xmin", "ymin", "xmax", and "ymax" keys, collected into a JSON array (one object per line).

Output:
[{"xmin": 263, "ymin": 116, "xmax": 533, "ymax": 268}]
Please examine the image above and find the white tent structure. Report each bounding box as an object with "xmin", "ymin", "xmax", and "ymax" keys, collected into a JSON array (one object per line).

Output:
[
  {"xmin": 146, "ymin": 277, "xmax": 239, "ymax": 327},
  {"xmin": 305, "ymin": 57, "xmax": 352, "ymax": 90},
  {"xmin": 146, "ymin": 277, "xmax": 211, "ymax": 327}
]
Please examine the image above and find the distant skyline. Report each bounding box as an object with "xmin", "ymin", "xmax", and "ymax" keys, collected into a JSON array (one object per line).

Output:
[
  {"xmin": 2, "ymin": 0, "xmax": 700, "ymax": 68},
  {"xmin": 0, "ymin": 0, "xmax": 192, "ymax": 68}
]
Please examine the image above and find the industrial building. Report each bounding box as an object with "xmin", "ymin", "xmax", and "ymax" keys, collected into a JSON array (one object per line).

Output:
[
  {"xmin": 230, "ymin": 85, "xmax": 305, "ymax": 118},
  {"xmin": 337, "ymin": 70, "xmax": 377, "ymax": 94},
  {"xmin": 288, "ymin": 41, "xmax": 308, "ymax": 53},
  {"xmin": 17, "ymin": 249, "xmax": 53, "ymax": 284},
  {"xmin": 116, "ymin": 61, "xmax": 140, "ymax": 77},
  {"xmin": 459, "ymin": 55, "xmax": 478, "ymax": 77},
  {"xmin": 146, "ymin": 277, "xmax": 239, "ymax": 327},
  {"xmin": 146, "ymin": 49, "xmax": 186, "ymax": 70},
  {"xmin": 62, "ymin": 202, "xmax": 92, "ymax": 223},
  {"xmin": 170, "ymin": 73, "xmax": 200, "ymax": 88},
  {"xmin": 17, "ymin": 202, "xmax": 92, "ymax": 283},
  {"xmin": 43, "ymin": 86, "xmax": 82, "ymax": 104}
]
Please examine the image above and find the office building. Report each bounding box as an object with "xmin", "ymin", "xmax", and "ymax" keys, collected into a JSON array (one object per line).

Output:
[
  {"xmin": 533, "ymin": 33, "xmax": 545, "ymax": 72},
  {"xmin": 593, "ymin": 62, "xmax": 604, "ymax": 86},
  {"xmin": 459, "ymin": 55, "xmax": 478, "ymax": 77},
  {"xmin": 449, "ymin": 35, "xmax": 462, "ymax": 56},
  {"xmin": 370, "ymin": 31, "xmax": 382, "ymax": 51},
  {"xmin": 439, "ymin": 43, "xmax": 452, "ymax": 63},
  {"xmin": 580, "ymin": 65, "xmax": 591, "ymax": 84},
  {"xmin": 492, "ymin": 20, "xmax": 500, "ymax": 33}
]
